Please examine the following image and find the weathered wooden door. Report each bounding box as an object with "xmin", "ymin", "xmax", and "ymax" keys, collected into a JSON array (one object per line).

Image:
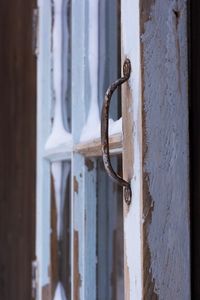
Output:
[
  {"xmin": 0, "ymin": 0, "xmax": 36, "ymax": 299},
  {"xmin": 36, "ymin": 0, "xmax": 190, "ymax": 299}
]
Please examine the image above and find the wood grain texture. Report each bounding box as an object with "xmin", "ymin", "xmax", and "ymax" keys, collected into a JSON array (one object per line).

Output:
[
  {"xmin": 141, "ymin": 0, "xmax": 190, "ymax": 298},
  {"xmin": 75, "ymin": 133, "xmax": 122, "ymax": 157},
  {"xmin": 0, "ymin": 0, "xmax": 36, "ymax": 299},
  {"xmin": 74, "ymin": 231, "xmax": 81, "ymax": 300}
]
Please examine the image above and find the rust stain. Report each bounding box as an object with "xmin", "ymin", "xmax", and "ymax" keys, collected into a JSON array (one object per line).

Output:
[
  {"xmin": 74, "ymin": 230, "xmax": 81, "ymax": 300},
  {"xmin": 85, "ymin": 158, "xmax": 94, "ymax": 172},
  {"xmin": 42, "ymin": 284, "xmax": 51, "ymax": 300},
  {"xmin": 74, "ymin": 176, "xmax": 79, "ymax": 194}
]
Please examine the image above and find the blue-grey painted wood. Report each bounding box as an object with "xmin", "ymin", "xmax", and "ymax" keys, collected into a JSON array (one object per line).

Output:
[
  {"xmin": 142, "ymin": 0, "xmax": 190, "ymax": 298},
  {"xmin": 84, "ymin": 159, "xmax": 97, "ymax": 299},
  {"xmin": 36, "ymin": 0, "xmax": 52, "ymax": 298}
]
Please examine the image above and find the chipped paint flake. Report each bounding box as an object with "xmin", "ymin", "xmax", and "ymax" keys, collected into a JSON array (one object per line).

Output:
[
  {"xmin": 74, "ymin": 176, "xmax": 79, "ymax": 194},
  {"xmin": 85, "ymin": 158, "xmax": 94, "ymax": 172}
]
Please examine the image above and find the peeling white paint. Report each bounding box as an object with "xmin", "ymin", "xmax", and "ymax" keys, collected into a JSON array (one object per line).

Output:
[
  {"xmin": 80, "ymin": 0, "xmax": 100, "ymax": 142},
  {"xmin": 45, "ymin": 0, "xmax": 72, "ymax": 155},
  {"xmin": 121, "ymin": 0, "xmax": 143, "ymax": 299}
]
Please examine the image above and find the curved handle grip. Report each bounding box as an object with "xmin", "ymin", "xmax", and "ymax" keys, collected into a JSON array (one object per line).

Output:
[{"xmin": 101, "ymin": 58, "xmax": 132, "ymax": 205}]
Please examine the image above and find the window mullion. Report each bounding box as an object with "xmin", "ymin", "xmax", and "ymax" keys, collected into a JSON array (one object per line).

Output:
[
  {"xmin": 71, "ymin": 1, "xmax": 97, "ymax": 299},
  {"xmin": 36, "ymin": 1, "xmax": 52, "ymax": 299}
]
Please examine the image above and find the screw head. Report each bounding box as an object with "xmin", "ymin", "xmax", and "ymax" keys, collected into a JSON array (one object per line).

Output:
[
  {"xmin": 124, "ymin": 185, "xmax": 132, "ymax": 205},
  {"xmin": 123, "ymin": 58, "xmax": 131, "ymax": 78}
]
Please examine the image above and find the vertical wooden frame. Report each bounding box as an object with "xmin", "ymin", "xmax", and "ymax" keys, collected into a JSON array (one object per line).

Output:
[
  {"xmin": 36, "ymin": 0, "xmax": 52, "ymax": 299},
  {"xmin": 121, "ymin": 0, "xmax": 190, "ymax": 299},
  {"xmin": 190, "ymin": 0, "xmax": 200, "ymax": 297},
  {"xmin": 121, "ymin": 0, "xmax": 143, "ymax": 299},
  {"xmin": 71, "ymin": 1, "xmax": 97, "ymax": 299},
  {"xmin": 0, "ymin": 0, "xmax": 37, "ymax": 298},
  {"xmin": 141, "ymin": 0, "xmax": 190, "ymax": 298}
]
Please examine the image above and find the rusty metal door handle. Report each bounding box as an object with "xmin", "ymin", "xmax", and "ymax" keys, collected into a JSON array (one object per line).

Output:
[{"xmin": 101, "ymin": 58, "xmax": 132, "ymax": 205}]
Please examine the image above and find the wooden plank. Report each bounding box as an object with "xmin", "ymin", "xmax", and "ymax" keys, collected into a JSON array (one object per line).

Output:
[
  {"xmin": 36, "ymin": 0, "xmax": 52, "ymax": 299},
  {"xmin": 190, "ymin": 0, "xmax": 200, "ymax": 297},
  {"xmin": 121, "ymin": 0, "xmax": 190, "ymax": 299},
  {"xmin": 71, "ymin": 2, "xmax": 86, "ymax": 299},
  {"xmin": 71, "ymin": 1, "xmax": 97, "ymax": 299},
  {"xmin": 0, "ymin": 0, "xmax": 36, "ymax": 299},
  {"xmin": 44, "ymin": 133, "xmax": 122, "ymax": 161},
  {"xmin": 121, "ymin": 1, "xmax": 143, "ymax": 299},
  {"xmin": 141, "ymin": 0, "xmax": 190, "ymax": 299},
  {"xmin": 75, "ymin": 133, "xmax": 122, "ymax": 157}
]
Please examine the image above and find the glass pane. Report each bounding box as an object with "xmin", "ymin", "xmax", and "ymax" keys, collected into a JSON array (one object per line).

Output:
[{"xmin": 98, "ymin": 0, "xmax": 121, "ymax": 122}]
